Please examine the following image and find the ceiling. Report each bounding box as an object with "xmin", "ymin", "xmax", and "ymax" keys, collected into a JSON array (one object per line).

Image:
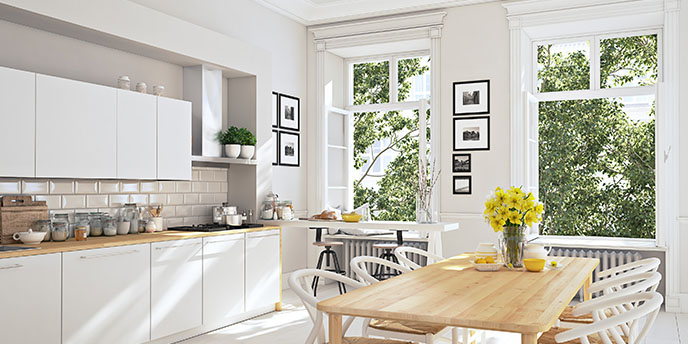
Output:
[{"xmin": 253, "ymin": 0, "xmax": 498, "ymax": 25}]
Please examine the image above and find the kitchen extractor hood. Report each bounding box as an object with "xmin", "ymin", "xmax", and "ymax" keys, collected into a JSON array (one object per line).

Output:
[{"xmin": 183, "ymin": 65, "xmax": 223, "ymax": 157}]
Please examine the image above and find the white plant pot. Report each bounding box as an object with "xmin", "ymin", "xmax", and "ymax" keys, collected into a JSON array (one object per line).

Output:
[
  {"xmin": 224, "ymin": 144, "xmax": 241, "ymax": 158},
  {"xmin": 239, "ymin": 145, "xmax": 255, "ymax": 159}
]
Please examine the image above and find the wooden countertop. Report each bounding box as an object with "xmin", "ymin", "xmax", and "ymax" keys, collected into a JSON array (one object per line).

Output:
[{"xmin": 0, "ymin": 226, "xmax": 281, "ymax": 259}]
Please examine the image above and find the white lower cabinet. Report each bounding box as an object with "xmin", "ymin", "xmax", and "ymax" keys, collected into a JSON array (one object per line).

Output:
[
  {"xmin": 245, "ymin": 230, "xmax": 281, "ymax": 311},
  {"xmin": 203, "ymin": 233, "xmax": 245, "ymax": 326},
  {"xmin": 0, "ymin": 253, "xmax": 61, "ymax": 344},
  {"xmin": 62, "ymin": 244, "xmax": 151, "ymax": 344},
  {"xmin": 151, "ymin": 238, "xmax": 203, "ymax": 340}
]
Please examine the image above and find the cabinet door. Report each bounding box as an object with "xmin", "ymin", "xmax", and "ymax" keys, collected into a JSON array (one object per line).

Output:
[
  {"xmin": 157, "ymin": 97, "xmax": 192, "ymax": 180},
  {"xmin": 245, "ymin": 230, "xmax": 281, "ymax": 311},
  {"xmin": 36, "ymin": 74, "xmax": 117, "ymax": 178},
  {"xmin": 117, "ymin": 90, "xmax": 157, "ymax": 179},
  {"xmin": 0, "ymin": 254, "xmax": 61, "ymax": 344},
  {"xmin": 151, "ymin": 238, "xmax": 202, "ymax": 340},
  {"xmin": 0, "ymin": 66, "xmax": 35, "ymax": 177},
  {"xmin": 203, "ymin": 233, "xmax": 245, "ymax": 326},
  {"xmin": 62, "ymin": 244, "xmax": 150, "ymax": 344}
]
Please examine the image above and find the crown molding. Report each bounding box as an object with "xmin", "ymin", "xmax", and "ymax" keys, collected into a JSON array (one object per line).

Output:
[
  {"xmin": 309, "ymin": 11, "xmax": 446, "ymax": 40},
  {"xmin": 503, "ymin": 0, "xmax": 665, "ymax": 26}
]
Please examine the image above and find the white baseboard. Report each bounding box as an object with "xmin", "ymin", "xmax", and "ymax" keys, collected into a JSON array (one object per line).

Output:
[{"xmin": 665, "ymin": 293, "xmax": 688, "ymax": 313}]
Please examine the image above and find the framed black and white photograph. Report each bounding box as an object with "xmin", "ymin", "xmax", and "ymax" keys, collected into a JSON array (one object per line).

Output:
[
  {"xmin": 278, "ymin": 131, "xmax": 300, "ymax": 167},
  {"xmin": 272, "ymin": 92, "xmax": 279, "ymax": 128},
  {"xmin": 453, "ymin": 176, "xmax": 472, "ymax": 195},
  {"xmin": 279, "ymin": 94, "xmax": 300, "ymax": 131},
  {"xmin": 272, "ymin": 130, "xmax": 278, "ymax": 165},
  {"xmin": 452, "ymin": 153, "xmax": 471, "ymax": 173},
  {"xmin": 453, "ymin": 116, "xmax": 490, "ymax": 151},
  {"xmin": 453, "ymin": 80, "xmax": 490, "ymax": 115}
]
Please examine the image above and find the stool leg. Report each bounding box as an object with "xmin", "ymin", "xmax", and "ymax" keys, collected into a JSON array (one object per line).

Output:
[
  {"xmin": 311, "ymin": 249, "xmax": 326, "ymax": 297},
  {"xmin": 325, "ymin": 247, "xmax": 331, "ymax": 267},
  {"xmin": 390, "ymin": 252, "xmax": 400, "ymax": 276},
  {"xmin": 374, "ymin": 251, "xmax": 386, "ymax": 280},
  {"xmin": 330, "ymin": 250, "xmax": 347, "ymax": 294}
]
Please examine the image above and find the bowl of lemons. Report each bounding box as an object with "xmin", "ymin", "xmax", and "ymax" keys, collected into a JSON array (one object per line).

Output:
[
  {"xmin": 341, "ymin": 212, "xmax": 363, "ymax": 223},
  {"xmin": 471, "ymin": 256, "xmax": 502, "ymax": 271}
]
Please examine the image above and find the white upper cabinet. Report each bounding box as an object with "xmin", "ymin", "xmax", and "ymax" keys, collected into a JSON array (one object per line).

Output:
[
  {"xmin": 36, "ymin": 74, "xmax": 117, "ymax": 178},
  {"xmin": 117, "ymin": 90, "xmax": 157, "ymax": 179},
  {"xmin": 0, "ymin": 66, "xmax": 35, "ymax": 177},
  {"xmin": 245, "ymin": 230, "xmax": 281, "ymax": 312},
  {"xmin": 157, "ymin": 96, "xmax": 192, "ymax": 180},
  {"xmin": 0, "ymin": 253, "xmax": 61, "ymax": 344},
  {"xmin": 203, "ymin": 233, "xmax": 246, "ymax": 326}
]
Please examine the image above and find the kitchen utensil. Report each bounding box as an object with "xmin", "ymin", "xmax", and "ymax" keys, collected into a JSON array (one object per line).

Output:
[
  {"xmin": 523, "ymin": 258, "xmax": 546, "ymax": 272},
  {"xmin": 151, "ymin": 217, "xmax": 163, "ymax": 232},
  {"xmin": 213, "ymin": 206, "xmax": 224, "ymax": 224},
  {"xmin": 148, "ymin": 204, "xmax": 163, "ymax": 217},
  {"xmin": 341, "ymin": 213, "xmax": 362, "ymax": 223},
  {"xmin": 523, "ymin": 243, "xmax": 551, "ymax": 260},
  {"xmin": 12, "ymin": 229, "xmax": 46, "ymax": 245},
  {"xmin": 224, "ymin": 214, "xmax": 243, "ymax": 226},
  {"xmin": 1, "ymin": 196, "xmax": 49, "ymax": 244}
]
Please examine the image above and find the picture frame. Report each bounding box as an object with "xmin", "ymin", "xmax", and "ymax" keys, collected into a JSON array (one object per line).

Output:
[
  {"xmin": 272, "ymin": 130, "xmax": 278, "ymax": 166},
  {"xmin": 278, "ymin": 93, "xmax": 300, "ymax": 131},
  {"xmin": 278, "ymin": 131, "xmax": 300, "ymax": 167},
  {"xmin": 272, "ymin": 92, "xmax": 279, "ymax": 128},
  {"xmin": 453, "ymin": 80, "xmax": 490, "ymax": 115},
  {"xmin": 453, "ymin": 176, "xmax": 472, "ymax": 195},
  {"xmin": 453, "ymin": 116, "xmax": 490, "ymax": 151},
  {"xmin": 452, "ymin": 153, "xmax": 471, "ymax": 173}
]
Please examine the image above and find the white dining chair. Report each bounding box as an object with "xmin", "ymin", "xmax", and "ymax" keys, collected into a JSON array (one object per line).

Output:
[
  {"xmin": 350, "ymin": 256, "xmax": 473, "ymax": 344},
  {"xmin": 539, "ymin": 291, "xmax": 663, "ymax": 344},
  {"xmin": 289, "ymin": 269, "xmax": 413, "ymax": 344},
  {"xmin": 393, "ymin": 246, "xmax": 445, "ymax": 270}
]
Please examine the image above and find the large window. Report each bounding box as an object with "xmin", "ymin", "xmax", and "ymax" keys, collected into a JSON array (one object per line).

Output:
[
  {"xmin": 350, "ymin": 56, "xmax": 430, "ymax": 221},
  {"xmin": 536, "ymin": 33, "xmax": 658, "ymax": 238}
]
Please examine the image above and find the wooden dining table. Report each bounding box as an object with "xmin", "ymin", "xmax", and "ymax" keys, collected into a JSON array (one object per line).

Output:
[{"xmin": 317, "ymin": 254, "xmax": 599, "ymax": 344}]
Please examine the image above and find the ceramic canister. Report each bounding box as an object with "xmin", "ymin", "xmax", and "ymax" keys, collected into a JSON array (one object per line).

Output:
[{"xmin": 475, "ymin": 243, "xmax": 498, "ymax": 260}]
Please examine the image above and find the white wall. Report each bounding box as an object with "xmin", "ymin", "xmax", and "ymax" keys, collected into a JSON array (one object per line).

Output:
[
  {"xmin": 678, "ymin": 0, "xmax": 688, "ymax": 297},
  {"xmin": 439, "ymin": 3, "xmax": 510, "ymax": 256}
]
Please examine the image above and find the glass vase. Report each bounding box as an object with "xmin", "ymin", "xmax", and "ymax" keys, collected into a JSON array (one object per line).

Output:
[
  {"xmin": 416, "ymin": 207, "xmax": 437, "ymax": 223},
  {"xmin": 498, "ymin": 225, "xmax": 527, "ymax": 268}
]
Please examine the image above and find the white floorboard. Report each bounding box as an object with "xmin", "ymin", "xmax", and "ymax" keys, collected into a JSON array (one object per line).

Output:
[{"xmin": 181, "ymin": 284, "xmax": 684, "ymax": 344}]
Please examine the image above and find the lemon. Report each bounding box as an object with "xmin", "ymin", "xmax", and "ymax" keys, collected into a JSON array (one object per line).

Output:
[
  {"xmin": 551, "ymin": 261, "xmax": 558, "ymax": 267},
  {"xmin": 475, "ymin": 258, "xmax": 486, "ymax": 264},
  {"xmin": 485, "ymin": 257, "xmax": 495, "ymax": 263}
]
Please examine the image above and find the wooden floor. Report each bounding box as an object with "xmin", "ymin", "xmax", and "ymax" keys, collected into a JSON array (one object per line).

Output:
[{"xmin": 181, "ymin": 284, "xmax": 686, "ymax": 344}]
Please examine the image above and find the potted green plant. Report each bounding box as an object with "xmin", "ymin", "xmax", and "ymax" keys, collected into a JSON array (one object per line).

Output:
[
  {"xmin": 216, "ymin": 126, "xmax": 241, "ymax": 158},
  {"xmin": 237, "ymin": 127, "xmax": 257, "ymax": 159}
]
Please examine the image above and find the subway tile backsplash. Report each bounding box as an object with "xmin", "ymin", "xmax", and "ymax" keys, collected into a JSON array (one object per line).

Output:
[{"xmin": 0, "ymin": 167, "xmax": 228, "ymax": 229}]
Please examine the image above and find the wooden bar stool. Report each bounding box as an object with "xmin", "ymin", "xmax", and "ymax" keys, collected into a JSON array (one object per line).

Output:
[{"xmin": 310, "ymin": 226, "xmax": 347, "ymax": 296}]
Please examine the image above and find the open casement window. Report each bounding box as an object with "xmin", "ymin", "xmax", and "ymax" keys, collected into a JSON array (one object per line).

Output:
[{"xmin": 531, "ymin": 31, "xmax": 659, "ymax": 239}]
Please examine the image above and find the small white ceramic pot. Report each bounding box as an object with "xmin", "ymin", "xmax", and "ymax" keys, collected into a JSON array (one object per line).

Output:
[
  {"xmin": 13, "ymin": 229, "xmax": 46, "ymax": 245},
  {"xmin": 475, "ymin": 242, "xmax": 498, "ymax": 260},
  {"xmin": 152, "ymin": 85, "xmax": 165, "ymax": 96},
  {"xmin": 524, "ymin": 243, "xmax": 551, "ymax": 260},
  {"xmin": 239, "ymin": 145, "xmax": 255, "ymax": 159},
  {"xmin": 117, "ymin": 76, "xmax": 130, "ymax": 90},
  {"xmin": 224, "ymin": 144, "xmax": 241, "ymax": 158},
  {"xmin": 135, "ymin": 82, "xmax": 147, "ymax": 93}
]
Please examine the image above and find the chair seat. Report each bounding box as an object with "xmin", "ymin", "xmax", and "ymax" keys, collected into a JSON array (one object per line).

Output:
[
  {"xmin": 538, "ymin": 327, "xmax": 627, "ymax": 344},
  {"xmin": 558, "ymin": 305, "xmax": 618, "ymax": 324},
  {"xmin": 313, "ymin": 241, "xmax": 344, "ymax": 247},
  {"xmin": 326, "ymin": 337, "xmax": 413, "ymax": 344},
  {"xmin": 373, "ymin": 243, "xmax": 401, "ymax": 250},
  {"xmin": 369, "ymin": 318, "xmax": 446, "ymax": 335}
]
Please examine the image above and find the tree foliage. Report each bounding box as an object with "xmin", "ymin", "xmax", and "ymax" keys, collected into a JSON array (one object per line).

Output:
[
  {"xmin": 353, "ymin": 58, "xmax": 429, "ymax": 221},
  {"xmin": 538, "ymin": 35, "xmax": 657, "ymax": 238}
]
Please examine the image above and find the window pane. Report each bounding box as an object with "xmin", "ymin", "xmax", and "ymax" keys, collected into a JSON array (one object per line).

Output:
[
  {"xmin": 353, "ymin": 60, "xmax": 389, "ymax": 105},
  {"xmin": 537, "ymin": 41, "xmax": 590, "ymax": 92},
  {"xmin": 600, "ymin": 34, "xmax": 658, "ymax": 88},
  {"xmin": 398, "ymin": 56, "xmax": 430, "ymax": 102},
  {"xmin": 539, "ymin": 96, "xmax": 655, "ymax": 238}
]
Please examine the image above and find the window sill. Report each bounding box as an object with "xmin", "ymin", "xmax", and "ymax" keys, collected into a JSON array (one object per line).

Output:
[{"xmin": 531, "ymin": 235, "xmax": 665, "ymax": 252}]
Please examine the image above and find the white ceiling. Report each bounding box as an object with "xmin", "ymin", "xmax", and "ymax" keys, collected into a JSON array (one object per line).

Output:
[{"xmin": 253, "ymin": 0, "xmax": 498, "ymax": 25}]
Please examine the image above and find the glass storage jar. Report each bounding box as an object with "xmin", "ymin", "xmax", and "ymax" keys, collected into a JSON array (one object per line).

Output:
[
  {"xmin": 261, "ymin": 201, "xmax": 275, "ymax": 220},
  {"xmin": 51, "ymin": 221, "xmax": 69, "ymax": 242},
  {"xmin": 35, "ymin": 219, "xmax": 52, "ymax": 242},
  {"xmin": 52, "ymin": 213, "xmax": 71, "ymax": 239},
  {"xmin": 120, "ymin": 203, "xmax": 139, "ymax": 235},
  {"xmin": 279, "ymin": 201, "xmax": 293, "ymax": 220},
  {"xmin": 103, "ymin": 216, "xmax": 117, "ymax": 236},
  {"xmin": 74, "ymin": 212, "xmax": 90, "ymax": 236},
  {"xmin": 88, "ymin": 212, "xmax": 103, "ymax": 237}
]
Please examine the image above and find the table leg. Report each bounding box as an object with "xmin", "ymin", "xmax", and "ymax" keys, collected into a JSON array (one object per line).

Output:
[
  {"xmin": 583, "ymin": 272, "xmax": 592, "ymax": 301},
  {"xmin": 328, "ymin": 313, "xmax": 343, "ymax": 344},
  {"xmin": 428, "ymin": 232, "xmax": 443, "ymax": 257},
  {"xmin": 521, "ymin": 333, "xmax": 537, "ymax": 344}
]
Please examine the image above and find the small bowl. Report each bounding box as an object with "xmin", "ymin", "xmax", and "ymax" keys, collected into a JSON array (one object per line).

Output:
[
  {"xmin": 12, "ymin": 229, "xmax": 46, "ymax": 245},
  {"xmin": 471, "ymin": 260, "xmax": 502, "ymax": 272},
  {"xmin": 341, "ymin": 213, "xmax": 362, "ymax": 223},
  {"xmin": 524, "ymin": 258, "xmax": 546, "ymax": 272}
]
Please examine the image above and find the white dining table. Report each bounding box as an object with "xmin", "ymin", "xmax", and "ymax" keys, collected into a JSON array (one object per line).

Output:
[{"xmin": 260, "ymin": 219, "xmax": 459, "ymax": 256}]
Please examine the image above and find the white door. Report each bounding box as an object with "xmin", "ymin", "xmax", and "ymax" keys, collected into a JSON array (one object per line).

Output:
[
  {"xmin": 0, "ymin": 66, "xmax": 35, "ymax": 177},
  {"xmin": 245, "ymin": 230, "xmax": 281, "ymax": 311},
  {"xmin": 203, "ymin": 233, "xmax": 245, "ymax": 326},
  {"xmin": 62, "ymin": 244, "xmax": 151, "ymax": 344},
  {"xmin": 157, "ymin": 97, "xmax": 192, "ymax": 180},
  {"xmin": 36, "ymin": 74, "xmax": 117, "ymax": 178},
  {"xmin": 151, "ymin": 238, "xmax": 202, "ymax": 340},
  {"xmin": 0, "ymin": 254, "xmax": 61, "ymax": 344},
  {"xmin": 117, "ymin": 90, "xmax": 157, "ymax": 179}
]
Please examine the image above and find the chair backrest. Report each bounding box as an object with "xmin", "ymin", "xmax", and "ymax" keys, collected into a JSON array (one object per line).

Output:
[
  {"xmin": 555, "ymin": 292, "xmax": 663, "ymax": 344},
  {"xmin": 394, "ymin": 246, "xmax": 445, "ymax": 270},
  {"xmin": 289, "ymin": 269, "xmax": 366, "ymax": 344},
  {"xmin": 350, "ymin": 255, "xmax": 411, "ymax": 285},
  {"xmin": 597, "ymin": 257, "xmax": 660, "ymax": 280}
]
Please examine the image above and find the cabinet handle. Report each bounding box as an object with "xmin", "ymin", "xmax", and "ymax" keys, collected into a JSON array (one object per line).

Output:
[
  {"xmin": 80, "ymin": 249, "xmax": 140, "ymax": 259},
  {"xmin": 155, "ymin": 243, "xmax": 201, "ymax": 250},
  {"xmin": 205, "ymin": 238, "xmax": 243, "ymax": 244},
  {"xmin": 0, "ymin": 263, "xmax": 23, "ymax": 270}
]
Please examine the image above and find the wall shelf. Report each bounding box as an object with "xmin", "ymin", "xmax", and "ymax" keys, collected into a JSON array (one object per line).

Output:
[{"xmin": 191, "ymin": 155, "xmax": 257, "ymax": 165}]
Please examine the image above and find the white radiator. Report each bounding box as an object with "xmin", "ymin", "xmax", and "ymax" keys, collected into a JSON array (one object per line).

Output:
[
  {"xmin": 339, "ymin": 238, "xmax": 428, "ymax": 278},
  {"xmin": 549, "ymin": 248, "xmax": 643, "ymax": 301}
]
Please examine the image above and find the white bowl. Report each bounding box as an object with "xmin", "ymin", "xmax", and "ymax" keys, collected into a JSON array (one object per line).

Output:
[
  {"xmin": 13, "ymin": 229, "xmax": 46, "ymax": 245},
  {"xmin": 471, "ymin": 260, "xmax": 502, "ymax": 272}
]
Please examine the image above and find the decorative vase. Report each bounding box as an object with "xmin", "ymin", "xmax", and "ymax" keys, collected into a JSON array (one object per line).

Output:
[
  {"xmin": 239, "ymin": 145, "xmax": 255, "ymax": 159},
  {"xmin": 498, "ymin": 225, "xmax": 527, "ymax": 268},
  {"xmin": 224, "ymin": 144, "xmax": 240, "ymax": 158},
  {"xmin": 416, "ymin": 207, "xmax": 437, "ymax": 223}
]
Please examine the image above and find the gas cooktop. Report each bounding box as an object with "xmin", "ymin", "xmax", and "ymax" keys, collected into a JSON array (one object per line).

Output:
[{"xmin": 168, "ymin": 223, "xmax": 264, "ymax": 232}]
